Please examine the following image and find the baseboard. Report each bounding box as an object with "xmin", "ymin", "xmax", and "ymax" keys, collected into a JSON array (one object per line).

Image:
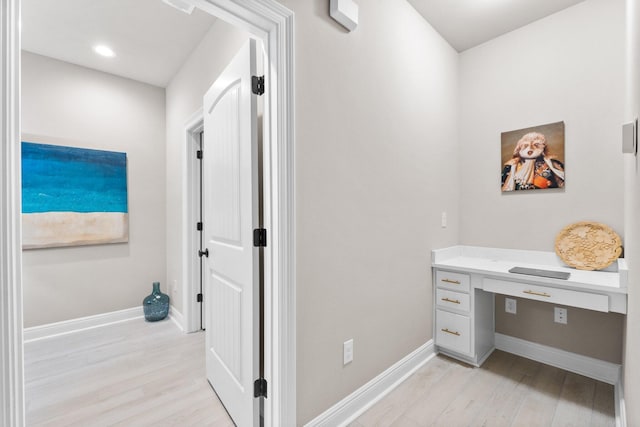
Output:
[
  {"xmin": 169, "ymin": 305, "xmax": 184, "ymax": 332},
  {"xmin": 24, "ymin": 307, "xmax": 143, "ymax": 343},
  {"xmin": 615, "ymin": 378, "xmax": 626, "ymax": 427},
  {"xmin": 495, "ymin": 333, "xmax": 621, "ymax": 385},
  {"xmin": 304, "ymin": 340, "xmax": 435, "ymax": 427}
]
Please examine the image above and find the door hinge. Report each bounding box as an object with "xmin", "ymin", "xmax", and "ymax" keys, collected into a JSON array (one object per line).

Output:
[
  {"xmin": 197, "ymin": 293, "xmax": 203, "ymax": 303},
  {"xmin": 196, "ymin": 150, "xmax": 203, "ymax": 159},
  {"xmin": 252, "ymin": 76, "xmax": 265, "ymax": 96},
  {"xmin": 253, "ymin": 228, "xmax": 267, "ymax": 247},
  {"xmin": 196, "ymin": 222, "xmax": 203, "ymax": 231},
  {"xmin": 254, "ymin": 378, "xmax": 267, "ymax": 398},
  {"xmin": 198, "ymin": 248, "xmax": 209, "ymax": 258}
]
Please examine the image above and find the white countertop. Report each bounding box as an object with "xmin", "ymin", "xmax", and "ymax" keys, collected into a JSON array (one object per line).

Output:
[{"xmin": 432, "ymin": 246, "xmax": 627, "ymax": 295}]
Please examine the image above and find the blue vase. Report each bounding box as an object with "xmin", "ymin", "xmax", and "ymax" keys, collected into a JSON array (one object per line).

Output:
[{"xmin": 143, "ymin": 282, "xmax": 169, "ymax": 321}]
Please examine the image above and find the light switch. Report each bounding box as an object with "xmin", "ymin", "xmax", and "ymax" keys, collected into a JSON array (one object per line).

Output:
[
  {"xmin": 343, "ymin": 339, "xmax": 353, "ymax": 365},
  {"xmin": 622, "ymin": 119, "xmax": 637, "ymax": 154}
]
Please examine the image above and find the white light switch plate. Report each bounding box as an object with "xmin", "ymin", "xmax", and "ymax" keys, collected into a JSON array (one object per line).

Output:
[
  {"xmin": 622, "ymin": 120, "xmax": 637, "ymax": 154},
  {"xmin": 343, "ymin": 339, "xmax": 353, "ymax": 365}
]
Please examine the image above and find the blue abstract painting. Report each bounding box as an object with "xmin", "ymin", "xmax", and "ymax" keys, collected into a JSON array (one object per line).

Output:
[{"xmin": 21, "ymin": 141, "xmax": 129, "ymax": 249}]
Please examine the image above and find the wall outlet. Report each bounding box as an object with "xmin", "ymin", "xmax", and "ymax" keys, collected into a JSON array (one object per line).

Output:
[
  {"xmin": 343, "ymin": 339, "xmax": 353, "ymax": 365},
  {"xmin": 554, "ymin": 307, "xmax": 568, "ymax": 324},
  {"xmin": 441, "ymin": 211, "xmax": 447, "ymax": 228},
  {"xmin": 505, "ymin": 298, "xmax": 517, "ymax": 314}
]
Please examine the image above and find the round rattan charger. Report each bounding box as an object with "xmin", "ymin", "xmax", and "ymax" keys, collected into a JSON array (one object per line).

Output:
[{"xmin": 554, "ymin": 221, "xmax": 622, "ymax": 271}]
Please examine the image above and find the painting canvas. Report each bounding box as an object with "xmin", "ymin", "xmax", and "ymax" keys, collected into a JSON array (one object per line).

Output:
[
  {"xmin": 501, "ymin": 121, "xmax": 565, "ymax": 192},
  {"xmin": 22, "ymin": 141, "xmax": 128, "ymax": 249}
]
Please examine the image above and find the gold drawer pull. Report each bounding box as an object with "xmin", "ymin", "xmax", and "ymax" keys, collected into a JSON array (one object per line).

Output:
[
  {"xmin": 441, "ymin": 328, "xmax": 460, "ymax": 336},
  {"xmin": 441, "ymin": 279, "xmax": 461, "ymax": 285},
  {"xmin": 442, "ymin": 297, "xmax": 461, "ymax": 304},
  {"xmin": 523, "ymin": 290, "xmax": 551, "ymax": 297}
]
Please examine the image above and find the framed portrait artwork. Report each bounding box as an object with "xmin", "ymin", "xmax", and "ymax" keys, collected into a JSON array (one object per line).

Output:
[{"xmin": 501, "ymin": 121, "xmax": 565, "ymax": 192}]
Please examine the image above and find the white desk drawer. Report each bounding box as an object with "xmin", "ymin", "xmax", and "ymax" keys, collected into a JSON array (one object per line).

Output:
[
  {"xmin": 435, "ymin": 270, "xmax": 470, "ymax": 292},
  {"xmin": 436, "ymin": 309, "xmax": 471, "ymax": 356},
  {"xmin": 436, "ymin": 288, "xmax": 470, "ymax": 312},
  {"xmin": 483, "ymin": 278, "xmax": 609, "ymax": 312}
]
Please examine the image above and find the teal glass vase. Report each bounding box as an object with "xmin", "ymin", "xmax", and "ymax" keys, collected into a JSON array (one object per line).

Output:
[{"xmin": 143, "ymin": 282, "xmax": 169, "ymax": 321}]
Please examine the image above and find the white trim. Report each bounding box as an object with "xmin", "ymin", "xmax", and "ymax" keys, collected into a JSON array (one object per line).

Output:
[
  {"xmin": 180, "ymin": 1, "xmax": 295, "ymax": 426},
  {"xmin": 495, "ymin": 333, "xmax": 621, "ymax": 385},
  {"xmin": 304, "ymin": 341, "xmax": 435, "ymax": 427},
  {"xmin": 0, "ymin": 0, "xmax": 24, "ymax": 426},
  {"xmin": 182, "ymin": 109, "xmax": 204, "ymax": 334},
  {"xmin": 169, "ymin": 305, "xmax": 185, "ymax": 332},
  {"xmin": 615, "ymin": 377, "xmax": 627, "ymax": 427},
  {"xmin": 23, "ymin": 308, "xmax": 143, "ymax": 343}
]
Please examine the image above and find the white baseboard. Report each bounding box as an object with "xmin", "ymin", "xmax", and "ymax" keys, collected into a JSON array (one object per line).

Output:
[
  {"xmin": 304, "ymin": 340, "xmax": 435, "ymax": 427},
  {"xmin": 615, "ymin": 378, "xmax": 626, "ymax": 427},
  {"xmin": 24, "ymin": 307, "xmax": 143, "ymax": 343},
  {"xmin": 169, "ymin": 305, "xmax": 184, "ymax": 332},
  {"xmin": 495, "ymin": 333, "xmax": 621, "ymax": 385}
]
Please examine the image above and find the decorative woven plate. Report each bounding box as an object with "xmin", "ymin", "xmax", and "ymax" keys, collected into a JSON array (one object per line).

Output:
[{"xmin": 554, "ymin": 222, "xmax": 622, "ymax": 271}]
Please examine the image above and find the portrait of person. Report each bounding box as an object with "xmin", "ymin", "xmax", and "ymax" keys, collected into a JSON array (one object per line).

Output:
[{"xmin": 501, "ymin": 121, "xmax": 565, "ymax": 192}]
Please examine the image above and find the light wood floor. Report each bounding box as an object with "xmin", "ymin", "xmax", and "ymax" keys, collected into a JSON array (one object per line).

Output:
[
  {"xmin": 350, "ymin": 350, "xmax": 615, "ymax": 427},
  {"xmin": 26, "ymin": 321, "xmax": 615, "ymax": 427},
  {"xmin": 24, "ymin": 319, "xmax": 234, "ymax": 427}
]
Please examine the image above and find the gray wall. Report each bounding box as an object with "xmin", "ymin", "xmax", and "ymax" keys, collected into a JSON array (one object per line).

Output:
[
  {"xmin": 165, "ymin": 21, "xmax": 250, "ymax": 316},
  {"xmin": 459, "ymin": 0, "xmax": 626, "ymax": 362},
  {"xmin": 624, "ymin": 0, "xmax": 640, "ymax": 424},
  {"xmin": 274, "ymin": 0, "xmax": 460, "ymax": 424},
  {"xmin": 495, "ymin": 295, "xmax": 624, "ymax": 363},
  {"xmin": 21, "ymin": 51, "xmax": 166, "ymax": 327}
]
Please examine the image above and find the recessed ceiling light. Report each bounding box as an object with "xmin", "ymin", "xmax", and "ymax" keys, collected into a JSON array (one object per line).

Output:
[{"xmin": 93, "ymin": 45, "xmax": 115, "ymax": 58}]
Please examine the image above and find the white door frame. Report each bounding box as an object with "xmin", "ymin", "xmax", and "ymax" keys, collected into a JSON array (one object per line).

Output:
[
  {"xmin": 183, "ymin": 109, "xmax": 204, "ymax": 333},
  {"xmin": 0, "ymin": 1, "xmax": 296, "ymax": 426}
]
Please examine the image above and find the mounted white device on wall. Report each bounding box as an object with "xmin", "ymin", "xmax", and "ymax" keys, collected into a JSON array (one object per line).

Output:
[
  {"xmin": 622, "ymin": 119, "xmax": 638, "ymax": 155},
  {"xmin": 330, "ymin": 0, "xmax": 358, "ymax": 32}
]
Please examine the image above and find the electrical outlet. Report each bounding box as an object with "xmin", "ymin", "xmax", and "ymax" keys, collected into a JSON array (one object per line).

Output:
[
  {"xmin": 441, "ymin": 212, "xmax": 447, "ymax": 228},
  {"xmin": 554, "ymin": 307, "xmax": 568, "ymax": 324},
  {"xmin": 505, "ymin": 298, "xmax": 517, "ymax": 314},
  {"xmin": 343, "ymin": 339, "xmax": 353, "ymax": 365}
]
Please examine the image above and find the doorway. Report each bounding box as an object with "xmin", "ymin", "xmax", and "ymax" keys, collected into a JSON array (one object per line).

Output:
[{"xmin": 0, "ymin": 1, "xmax": 296, "ymax": 426}]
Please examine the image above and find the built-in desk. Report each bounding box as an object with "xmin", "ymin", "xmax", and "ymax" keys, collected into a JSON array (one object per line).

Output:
[{"xmin": 431, "ymin": 246, "xmax": 628, "ymax": 367}]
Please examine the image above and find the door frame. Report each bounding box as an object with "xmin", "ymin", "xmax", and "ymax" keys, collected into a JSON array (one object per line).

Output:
[
  {"xmin": 0, "ymin": 1, "xmax": 296, "ymax": 426},
  {"xmin": 183, "ymin": 109, "xmax": 204, "ymax": 333}
]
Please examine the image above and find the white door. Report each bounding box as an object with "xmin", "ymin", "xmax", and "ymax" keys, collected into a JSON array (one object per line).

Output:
[{"xmin": 202, "ymin": 39, "xmax": 259, "ymax": 427}]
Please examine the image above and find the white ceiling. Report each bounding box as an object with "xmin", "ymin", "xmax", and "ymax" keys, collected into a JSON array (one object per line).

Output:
[
  {"xmin": 406, "ymin": 0, "xmax": 588, "ymax": 52},
  {"xmin": 21, "ymin": 0, "xmax": 217, "ymax": 87},
  {"xmin": 21, "ymin": 0, "xmax": 590, "ymax": 87}
]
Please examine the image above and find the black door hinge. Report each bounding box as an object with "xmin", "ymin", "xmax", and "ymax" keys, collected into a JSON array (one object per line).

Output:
[
  {"xmin": 252, "ymin": 76, "xmax": 265, "ymax": 96},
  {"xmin": 254, "ymin": 378, "xmax": 267, "ymax": 398},
  {"xmin": 253, "ymin": 228, "xmax": 267, "ymax": 247},
  {"xmin": 196, "ymin": 150, "xmax": 203, "ymax": 159},
  {"xmin": 196, "ymin": 222, "xmax": 203, "ymax": 231},
  {"xmin": 197, "ymin": 293, "xmax": 203, "ymax": 303},
  {"xmin": 198, "ymin": 248, "xmax": 209, "ymax": 258}
]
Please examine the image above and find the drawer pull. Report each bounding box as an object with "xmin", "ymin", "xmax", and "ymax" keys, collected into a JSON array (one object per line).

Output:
[
  {"xmin": 523, "ymin": 290, "xmax": 551, "ymax": 298},
  {"xmin": 441, "ymin": 328, "xmax": 461, "ymax": 336},
  {"xmin": 441, "ymin": 279, "xmax": 461, "ymax": 285},
  {"xmin": 441, "ymin": 297, "xmax": 461, "ymax": 304}
]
